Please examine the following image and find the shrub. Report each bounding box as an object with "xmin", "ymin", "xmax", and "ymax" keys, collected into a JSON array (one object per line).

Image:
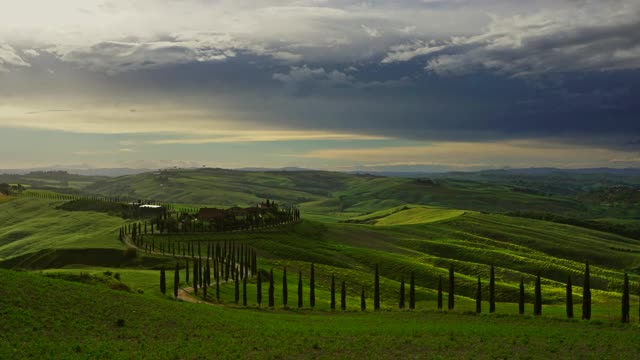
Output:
[{"xmin": 123, "ymin": 246, "xmax": 137, "ymax": 258}]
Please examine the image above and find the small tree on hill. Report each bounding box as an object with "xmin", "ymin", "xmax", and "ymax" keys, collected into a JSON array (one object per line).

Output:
[
  {"xmin": 298, "ymin": 271, "xmax": 303, "ymax": 309},
  {"xmin": 566, "ymin": 274, "xmax": 573, "ymax": 318},
  {"xmin": 374, "ymin": 265, "xmax": 380, "ymax": 311},
  {"xmin": 174, "ymin": 263, "xmax": 179, "ymax": 299},
  {"xmin": 257, "ymin": 271, "xmax": 262, "ymax": 306},
  {"xmin": 193, "ymin": 259, "xmax": 198, "ymax": 295},
  {"xmin": 268, "ymin": 268, "xmax": 275, "ymax": 307},
  {"xmin": 534, "ymin": 273, "xmax": 542, "ymax": 316},
  {"xmin": 361, "ymin": 287, "xmax": 366, "ymax": 311},
  {"xmin": 399, "ymin": 276, "xmax": 405, "ymax": 309},
  {"xmin": 582, "ymin": 260, "xmax": 591, "ymax": 320},
  {"xmin": 243, "ymin": 277, "xmax": 247, "ymax": 306},
  {"xmin": 235, "ymin": 272, "xmax": 240, "ymax": 305},
  {"xmin": 310, "ymin": 263, "xmax": 316, "ymax": 308},
  {"xmin": 476, "ymin": 276, "xmax": 482, "ymax": 314},
  {"xmin": 409, "ymin": 272, "xmax": 415, "ymax": 310},
  {"xmin": 519, "ymin": 277, "xmax": 525, "ymax": 315},
  {"xmin": 489, "ymin": 264, "xmax": 495, "ymax": 313},
  {"xmin": 448, "ymin": 265, "xmax": 455, "ymax": 311},
  {"xmin": 437, "ymin": 275, "xmax": 443, "ymax": 310},
  {"xmin": 341, "ymin": 281, "xmax": 346, "ymax": 311},
  {"xmin": 331, "ymin": 274, "xmax": 336, "ymax": 311},
  {"xmin": 622, "ymin": 272, "xmax": 630, "ymax": 323},
  {"xmin": 283, "ymin": 267, "xmax": 288, "ymax": 308},
  {"xmin": 160, "ymin": 267, "xmax": 166, "ymax": 295}
]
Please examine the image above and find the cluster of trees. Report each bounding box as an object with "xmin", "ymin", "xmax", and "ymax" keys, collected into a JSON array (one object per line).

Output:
[
  {"xmin": 159, "ymin": 240, "xmax": 258, "ymax": 303},
  {"xmin": 0, "ymin": 183, "xmax": 25, "ymax": 195},
  {"xmin": 121, "ymin": 207, "xmax": 300, "ymax": 249},
  {"xmin": 163, "ymin": 260, "xmax": 637, "ymax": 323}
]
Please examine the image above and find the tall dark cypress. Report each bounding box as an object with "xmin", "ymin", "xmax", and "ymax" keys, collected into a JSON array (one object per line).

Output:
[
  {"xmin": 193, "ymin": 259, "xmax": 198, "ymax": 295},
  {"xmin": 235, "ymin": 272, "xmax": 240, "ymax": 305},
  {"xmin": 437, "ymin": 275, "xmax": 443, "ymax": 310},
  {"xmin": 215, "ymin": 266, "xmax": 220, "ymax": 301},
  {"xmin": 489, "ymin": 264, "xmax": 496, "ymax": 313},
  {"xmin": 622, "ymin": 272, "xmax": 630, "ymax": 323},
  {"xmin": 566, "ymin": 275, "xmax": 574, "ymax": 318},
  {"xmin": 257, "ymin": 271, "xmax": 262, "ymax": 306},
  {"xmin": 268, "ymin": 268, "xmax": 275, "ymax": 308},
  {"xmin": 186, "ymin": 258, "xmax": 190, "ymax": 284},
  {"xmin": 174, "ymin": 263, "xmax": 179, "ymax": 299},
  {"xmin": 310, "ymin": 263, "xmax": 316, "ymax": 308},
  {"xmin": 283, "ymin": 267, "xmax": 288, "ymax": 308},
  {"xmin": 331, "ymin": 274, "xmax": 336, "ymax": 310},
  {"xmin": 476, "ymin": 276, "xmax": 482, "ymax": 314},
  {"xmin": 361, "ymin": 287, "xmax": 366, "ymax": 311},
  {"xmin": 409, "ymin": 272, "xmax": 415, "ymax": 310},
  {"xmin": 374, "ymin": 265, "xmax": 380, "ymax": 311},
  {"xmin": 298, "ymin": 270, "xmax": 303, "ymax": 308},
  {"xmin": 341, "ymin": 281, "xmax": 346, "ymax": 311},
  {"xmin": 534, "ymin": 273, "xmax": 542, "ymax": 316},
  {"xmin": 243, "ymin": 277, "xmax": 247, "ymax": 306},
  {"xmin": 519, "ymin": 277, "xmax": 525, "ymax": 315},
  {"xmin": 160, "ymin": 267, "xmax": 166, "ymax": 295},
  {"xmin": 582, "ymin": 260, "xmax": 591, "ymax": 320},
  {"xmin": 399, "ymin": 276, "xmax": 405, "ymax": 309},
  {"xmin": 448, "ymin": 265, "xmax": 455, "ymax": 311}
]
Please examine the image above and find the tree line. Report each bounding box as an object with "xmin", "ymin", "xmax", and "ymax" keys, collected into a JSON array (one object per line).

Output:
[{"xmin": 161, "ymin": 260, "xmax": 638, "ymax": 323}]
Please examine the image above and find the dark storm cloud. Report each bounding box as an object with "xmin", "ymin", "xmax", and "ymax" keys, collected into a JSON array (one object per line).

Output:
[{"xmin": 1, "ymin": 0, "xmax": 640, "ymax": 152}]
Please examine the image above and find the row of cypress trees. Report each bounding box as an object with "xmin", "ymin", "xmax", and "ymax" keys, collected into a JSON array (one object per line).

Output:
[{"xmin": 161, "ymin": 260, "xmax": 636, "ymax": 322}]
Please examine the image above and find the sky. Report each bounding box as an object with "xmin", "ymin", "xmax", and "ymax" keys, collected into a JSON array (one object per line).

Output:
[{"xmin": 1, "ymin": 0, "xmax": 640, "ymax": 171}]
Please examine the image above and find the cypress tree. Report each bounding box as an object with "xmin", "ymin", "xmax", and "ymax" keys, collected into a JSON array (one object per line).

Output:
[
  {"xmin": 399, "ymin": 276, "xmax": 405, "ymax": 309},
  {"xmin": 622, "ymin": 272, "xmax": 630, "ymax": 323},
  {"xmin": 519, "ymin": 277, "xmax": 525, "ymax": 315},
  {"xmin": 310, "ymin": 263, "xmax": 316, "ymax": 308},
  {"xmin": 268, "ymin": 268, "xmax": 275, "ymax": 307},
  {"xmin": 361, "ymin": 287, "xmax": 366, "ymax": 311},
  {"xmin": 448, "ymin": 265, "xmax": 455, "ymax": 311},
  {"xmin": 566, "ymin": 275, "xmax": 573, "ymax": 318},
  {"xmin": 283, "ymin": 267, "xmax": 288, "ymax": 308},
  {"xmin": 409, "ymin": 271, "xmax": 415, "ymax": 310},
  {"xmin": 534, "ymin": 273, "xmax": 542, "ymax": 316},
  {"xmin": 489, "ymin": 264, "xmax": 495, "ymax": 313},
  {"xmin": 437, "ymin": 275, "xmax": 443, "ymax": 310},
  {"xmin": 331, "ymin": 274, "xmax": 336, "ymax": 310},
  {"xmin": 476, "ymin": 276, "xmax": 482, "ymax": 314},
  {"xmin": 243, "ymin": 277, "xmax": 247, "ymax": 306},
  {"xmin": 257, "ymin": 271, "xmax": 262, "ymax": 306},
  {"xmin": 193, "ymin": 259, "xmax": 198, "ymax": 294},
  {"xmin": 582, "ymin": 260, "xmax": 591, "ymax": 320},
  {"xmin": 298, "ymin": 271, "xmax": 303, "ymax": 308},
  {"xmin": 203, "ymin": 276, "xmax": 207, "ymax": 300},
  {"xmin": 160, "ymin": 267, "xmax": 166, "ymax": 295},
  {"xmin": 216, "ymin": 268, "xmax": 220, "ymax": 301},
  {"xmin": 374, "ymin": 265, "xmax": 380, "ymax": 311},
  {"xmin": 174, "ymin": 263, "xmax": 179, "ymax": 299},
  {"xmin": 341, "ymin": 281, "xmax": 346, "ymax": 311},
  {"xmin": 235, "ymin": 272, "xmax": 240, "ymax": 305}
]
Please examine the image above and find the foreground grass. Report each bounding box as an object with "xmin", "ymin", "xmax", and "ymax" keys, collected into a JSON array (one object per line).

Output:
[{"xmin": 1, "ymin": 269, "xmax": 639, "ymax": 359}]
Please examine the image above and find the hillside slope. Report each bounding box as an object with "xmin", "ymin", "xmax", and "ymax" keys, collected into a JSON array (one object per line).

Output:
[
  {"xmin": 2, "ymin": 269, "xmax": 639, "ymax": 359},
  {"xmin": 0, "ymin": 197, "xmax": 124, "ymax": 261},
  {"xmin": 83, "ymin": 168, "xmax": 588, "ymax": 217}
]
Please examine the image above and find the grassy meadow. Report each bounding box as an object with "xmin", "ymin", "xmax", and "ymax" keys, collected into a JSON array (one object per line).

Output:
[
  {"xmin": 1, "ymin": 169, "xmax": 640, "ymax": 358},
  {"xmin": 2, "ymin": 269, "xmax": 640, "ymax": 360}
]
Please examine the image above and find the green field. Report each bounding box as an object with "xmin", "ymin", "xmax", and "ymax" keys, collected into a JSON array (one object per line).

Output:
[
  {"xmin": 2, "ymin": 269, "xmax": 640, "ymax": 359},
  {"xmin": 2, "ymin": 169, "xmax": 640, "ymax": 358}
]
